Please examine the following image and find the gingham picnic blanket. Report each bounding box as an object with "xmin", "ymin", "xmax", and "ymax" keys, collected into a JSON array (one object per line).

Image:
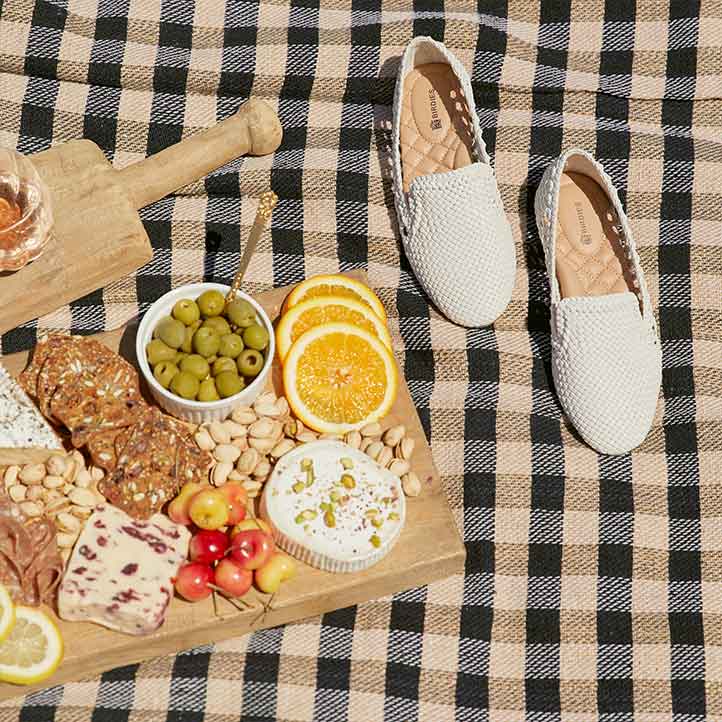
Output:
[{"xmin": 1, "ymin": 1, "xmax": 721, "ymax": 720}]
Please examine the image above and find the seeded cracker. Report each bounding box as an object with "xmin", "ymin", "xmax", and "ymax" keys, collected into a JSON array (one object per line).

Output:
[
  {"xmin": 99, "ymin": 409, "xmax": 185, "ymax": 519},
  {"xmin": 163, "ymin": 415, "xmax": 212, "ymax": 485},
  {"xmin": 18, "ymin": 334, "xmax": 72, "ymax": 399},
  {"xmin": 19, "ymin": 335, "xmax": 213, "ymax": 520},
  {"xmin": 100, "ymin": 468, "xmax": 172, "ymax": 520},
  {"xmin": 175, "ymin": 436, "xmax": 212, "ymax": 486},
  {"xmin": 37, "ymin": 337, "xmax": 116, "ymax": 419},
  {"xmin": 117, "ymin": 409, "xmax": 177, "ymax": 476},
  {"xmin": 113, "ymin": 424, "xmax": 136, "ymax": 461},
  {"xmin": 49, "ymin": 351, "xmax": 144, "ymax": 446},
  {"xmin": 85, "ymin": 427, "xmax": 124, "ymax": 471}
]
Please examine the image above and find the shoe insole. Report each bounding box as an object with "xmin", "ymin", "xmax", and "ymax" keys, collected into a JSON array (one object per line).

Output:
[
  {"xmin": 399, "ymin": 63, "xmax": 475, "ymax": 193},
  {"xmin": 554, "ymin": 172, "xmax": 635, "ymax": 299}
]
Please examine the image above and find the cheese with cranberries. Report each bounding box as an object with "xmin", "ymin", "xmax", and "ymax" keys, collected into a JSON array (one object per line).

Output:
[
  {"xmin": 260, "ymin": 441, "xmax": 406, "ymax": 573},
  {"xmin": 58, "ymin": 505, "xmax": 189, "ymax": 635}
]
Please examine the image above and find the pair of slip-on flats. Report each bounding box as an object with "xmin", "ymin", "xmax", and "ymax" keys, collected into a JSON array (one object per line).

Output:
[{"xmin": 392, "ymin": 37, "xmax": 662, "ymax": 455}]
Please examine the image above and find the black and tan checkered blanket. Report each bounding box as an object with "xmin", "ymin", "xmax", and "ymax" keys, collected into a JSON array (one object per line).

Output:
[{"xmin": 1, "ymin": 1, "xmax": 721, "ymax": 720}]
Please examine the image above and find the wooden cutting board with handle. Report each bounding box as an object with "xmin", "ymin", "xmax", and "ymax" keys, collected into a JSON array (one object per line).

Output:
[{"xmin": 0, "ymin": 98, "xmax": 282, "ymax": 336}]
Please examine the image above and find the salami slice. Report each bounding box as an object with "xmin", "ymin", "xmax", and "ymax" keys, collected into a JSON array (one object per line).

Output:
[{"xmin": 0, "ymin": 494, "xmax": 63, "ymax": 606}]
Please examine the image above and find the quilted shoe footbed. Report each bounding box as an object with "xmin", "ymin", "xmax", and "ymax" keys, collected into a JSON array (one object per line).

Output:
[
  {"xmin": 555, "ymin": 171, "xmax": 635, "ymax": 299},
  {"xmin": 399, "ymin": 63, "xmax": 475, "ymax": 193}
]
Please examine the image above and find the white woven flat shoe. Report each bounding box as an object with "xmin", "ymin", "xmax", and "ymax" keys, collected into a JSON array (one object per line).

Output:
[
  {"xmin": 391, "ymin": 37, "xmax": 516, "ymax": 327},
  {"xmin": 535, "ymin": 149, "xmax": 662, "ymax": 455}
]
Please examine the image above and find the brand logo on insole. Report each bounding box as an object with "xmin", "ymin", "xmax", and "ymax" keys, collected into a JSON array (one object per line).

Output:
[
  {"xmin": 574, "ymin": 202, "xmax": 593, "ymax": 245},
  {"xmin": 428, "ymin": 89, "xmax": 442, "ymax": 130}
]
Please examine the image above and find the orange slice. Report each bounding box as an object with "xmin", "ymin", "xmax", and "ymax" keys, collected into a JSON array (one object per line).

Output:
[
  {"xmin": 276, "ymin": 295, "xmax": 392, "ymax": 362},
  {"xmin": 284, "ymin": 275, "xmax": 387, "ymax": 321},
  {"xmin": 283, "ymin": 322, "xmax": 398, "ymax": 434}
]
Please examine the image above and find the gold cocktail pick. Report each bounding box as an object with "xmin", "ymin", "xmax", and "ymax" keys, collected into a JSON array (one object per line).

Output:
[{"xmin": 226, "ymin": 190, "xmax": 278, "ymax": 301}]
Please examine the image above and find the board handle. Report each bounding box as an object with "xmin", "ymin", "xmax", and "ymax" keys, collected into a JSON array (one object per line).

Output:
[{"xmin": 118, "ymin": 98, "xmax": 282, "ymax": 210}]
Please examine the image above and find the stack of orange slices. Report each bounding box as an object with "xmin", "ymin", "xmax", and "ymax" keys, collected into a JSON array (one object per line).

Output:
[{"xmin": 277, "ymin": 274, "xmax": 398, "ymax": 434}]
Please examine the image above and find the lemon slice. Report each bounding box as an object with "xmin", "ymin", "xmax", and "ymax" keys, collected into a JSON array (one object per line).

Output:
[
  {"xmin": 0, "ymin": 606, "xmax": 63, "ymax": 685},
  {"xmin": 276, "ymin": 295, "xmax": 392, "ymax": 362},
  {"xmin": 283, "ymin": 322, "xmax": 398, "ymax": 434},
  {"xmin": 0, "ymin": 584, "xmax": 15, "ymax": 645},
  {"xmin": 284, "ymin": 275, "xmax": 387, "ymax": 321}
]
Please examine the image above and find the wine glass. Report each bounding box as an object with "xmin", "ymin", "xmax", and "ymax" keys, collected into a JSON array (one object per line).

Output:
[{"xmin": 0, "ymin": 148, "xmax": 54, "ymax": 272}]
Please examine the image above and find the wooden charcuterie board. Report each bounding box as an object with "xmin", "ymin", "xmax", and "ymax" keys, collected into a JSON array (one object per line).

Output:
[{"xmin": 0, "ymin": 272, "xmax": 465, "ymax": 699}]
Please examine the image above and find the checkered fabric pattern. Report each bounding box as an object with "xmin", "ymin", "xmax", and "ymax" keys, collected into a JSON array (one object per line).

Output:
[{"xmin": 0, "ymin": 1, "xmax": 721, "ymax": 720}]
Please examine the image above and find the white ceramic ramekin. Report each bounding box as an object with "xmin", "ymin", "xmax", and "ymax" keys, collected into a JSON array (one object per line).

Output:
[{"xmin": 135, "ymin": 283, "xmax": 275, "ymax": 424}]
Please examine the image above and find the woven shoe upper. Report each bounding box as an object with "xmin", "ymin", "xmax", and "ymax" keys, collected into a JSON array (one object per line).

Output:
[
  {"xmin": 551, "ymin": 293, "xmax": 662, "ymax": 455},
  {"xmin": 404, "ymin": 163, "xmax": 516, "ymax": 327}
]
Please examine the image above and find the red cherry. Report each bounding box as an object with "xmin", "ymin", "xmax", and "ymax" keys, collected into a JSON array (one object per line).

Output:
[
  {"xmin": 219, "ymin": 483, "xmax": 248, "ymax": 526},
  {"xmin": 175, "ymin": 562, "xmax": 215, "ymax": 602},
  {"xmin": 229, "ymin": 529, "xmax": 274, "ymax": 570},
  {"xmin": 215, "ymin": 558, "xmax": 253, "ymax": 598},
  {"xmin": 189, "ymin": 529, "xmax": 229, "ymax": 565}
]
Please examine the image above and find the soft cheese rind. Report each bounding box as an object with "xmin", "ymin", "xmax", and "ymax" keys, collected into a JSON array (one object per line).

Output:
[
  {"xmin": 261, "ymin": 441, "xmax": 406, "ymax": 573},
  {"xmin": 58, "ymin": 504, "xmax": 189, "ymax": 635},
  {"xmin": 0, "ymin": 364, "xmax": 62, "ymax": 449}
]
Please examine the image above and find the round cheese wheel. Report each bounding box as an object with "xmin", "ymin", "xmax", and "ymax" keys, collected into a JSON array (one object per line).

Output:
[{"xmin": 260, "ymin": 441, "xmax": 406, "ymax": 573}]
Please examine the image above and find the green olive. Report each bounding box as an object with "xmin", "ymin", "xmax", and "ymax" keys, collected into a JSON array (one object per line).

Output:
[
  {"xmin": 219, "ymin": 333, "xmax": 244, "ymax": 359},
  {"xmin": 212, "ymin": 357, "xmax": 237, "ymax": 376},
  {"xmin": 187, "ymin": 320, "xmax": 202, "ymax": 350},
  {"xmin": 153, "ymin": 316, "xmax": 173, "ymax": 339},
  {"xmin": 153, "ymin": 361, "xmax": 179, "ymax": 389},
  {"xmin": 192, "ymin": 327, "xmax": 221, "ymax": 358},
  {"xmin": 180, "ymin": 354, "xmax": 210, "ymax": 380},
  {"xmin": 146, "ymin": 339, "xmax": 176, "ymax": 365},
  {"xmin": 202, "ymin": 316, "xmax": 231, "ymax": 337},
  {"xmin": 226, "ymin": 298, "xmax": 256, "ymax": 328},
  {"xmin": 237, "ymin": 349, "xmax": 264, "ymax": 377},
  {"xmin": 197, "ymin": 377, "xmax": 220, "ymax": 402},
  {"xmin": 197, "ymin": 289, "xmax": 225, "ymax": 318},
  {"xmin": 242, "ymin": 323, "xmax": 269, "ymax": 351},
  {"xmin": 215, "ymin": 371, "xmax": 244, "ymax": 398},
  {"xmin": 174, "ymin": 350, "xmax": 187, "ymax": 366},
  {"xmin": 170, "ymin": 371, "xmax": 200, "ymax": 400},
  {"xmin": 172, "ymin": 298, "xmax": 200, "ymax": 326},
  {"xmin": 156, "ymin": 317, "xmax": 186, "ymax": 349},
  {"xmin": 180, "ymin": 325, "xmax": 193, "ymax": 354}
]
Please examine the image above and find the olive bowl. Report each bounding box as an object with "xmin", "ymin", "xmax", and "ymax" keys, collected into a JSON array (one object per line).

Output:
[{"xmin": 136, "ymin": 283, "xmax": 275, "ymax": 424}]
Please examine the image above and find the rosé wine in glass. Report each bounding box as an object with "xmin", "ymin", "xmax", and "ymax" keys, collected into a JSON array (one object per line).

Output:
[{"xmin": 0, "ymin": 149, "xmax": 53, "ymax": 272}]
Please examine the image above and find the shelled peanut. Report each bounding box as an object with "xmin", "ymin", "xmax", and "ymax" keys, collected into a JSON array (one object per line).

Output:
[
  {"xmin": 193, "ymin": 391, "xmax": 420, "ymax": 499},
  {"xmin": 1, "ymin": 451, "xmax": 105, "ymax": 560}
]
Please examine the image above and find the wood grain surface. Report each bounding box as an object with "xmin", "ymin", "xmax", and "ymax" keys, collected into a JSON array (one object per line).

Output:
[
  {"xmin": 0, "ymin": 99, "xmax": 282, "ymax": 335},
  {"xmin": 0, "ymin": 272, "xmax": 465, "ymax": 699},
  {"xmin": 0, "ymin": 139, "xmax": 152, "ymax": 336}
]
